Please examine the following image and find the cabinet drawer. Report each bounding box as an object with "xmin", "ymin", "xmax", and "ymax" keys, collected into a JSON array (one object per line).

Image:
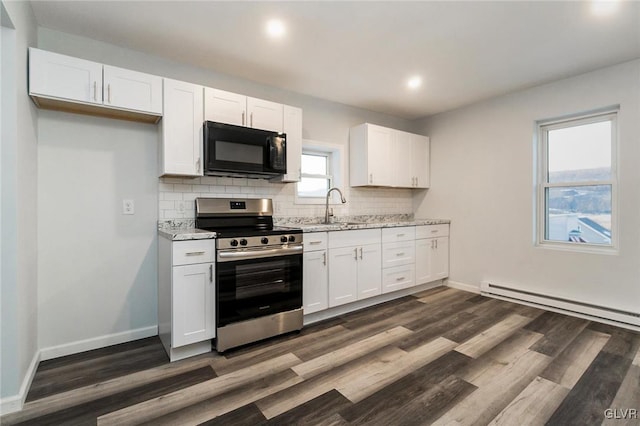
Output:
[
  {"xmin": 172, "ymin": 240, "xmax": 215, "ymax": 266},
  {"xmin": 382, "ymin": 226, "xmax": 415, "ymax": 243},
  {"xmin": 382, "ymin": 264, "xmax": 415, "ymax": 294},
  {"xmin": 382, "ymin": 241, "xmax": 415, "ymax": 268},
  {"xmin": 415, "ymin": 224, "xmax": 449, "ymax": 239},
  {"xmin": 303, "ymin": 232, "xmax": 328, "ymax": 251},
  {"xmin": 329, "ymin": 228, "xmax": 381, "ymax": 249}
]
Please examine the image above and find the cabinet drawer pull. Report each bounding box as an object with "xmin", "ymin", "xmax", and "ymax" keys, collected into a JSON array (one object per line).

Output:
[
  {"xmin": 309, "ymin": 241, "xmax": 322, "ymax": 245},
  {"xmin": 431, "ymin": 229, "xmax": 438, "ymax": 233},
  {"xmin": 185, "ymin": 251, "xmax": 206, "ymax": 256},
  {"xmin": 397, "ymin": 233, "xmax": 405, "ymax": 237},
  {"xmin": 396, "ymin": 252, "xmax": 405, "ymax": 256},
  {"xmin": 396, "ymin": 277, "xmax": 405, "ymax": 281}
]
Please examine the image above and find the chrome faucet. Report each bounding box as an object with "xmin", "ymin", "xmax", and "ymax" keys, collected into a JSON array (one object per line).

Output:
[{"xmin": 324, "ymin": 187, "xmax": 347, "ymax": 224}]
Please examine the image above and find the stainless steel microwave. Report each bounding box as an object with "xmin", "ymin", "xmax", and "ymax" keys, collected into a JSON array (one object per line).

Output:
[{"xmin": 203, "ymin": 121, "xmax": 287, "ymax": 178}]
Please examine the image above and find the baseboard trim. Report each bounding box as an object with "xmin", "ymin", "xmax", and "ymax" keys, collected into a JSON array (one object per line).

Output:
[
  {"xmin": 0, "ymin": 350, "xmax": 40, "ymax": 416},
  {"xmin": 39, "ymin": 325, "xmax": 158, "ymax": 361},
  {"xmin": 446, "ymin": 280, "xmax": 480, "ymax": 294}
]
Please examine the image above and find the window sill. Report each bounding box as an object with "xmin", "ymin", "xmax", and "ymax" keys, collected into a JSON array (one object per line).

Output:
[{"xmin": 535, "ymin": 241, "xmax": 618, "ymax": 255}]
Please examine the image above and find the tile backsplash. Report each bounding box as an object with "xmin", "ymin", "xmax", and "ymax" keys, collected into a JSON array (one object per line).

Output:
[{"xmin": 159, "ymin": 176, "xmax": 413, "ymax": 223}]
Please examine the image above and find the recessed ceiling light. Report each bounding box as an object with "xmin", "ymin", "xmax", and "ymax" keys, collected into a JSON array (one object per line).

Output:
[
  {"xmin": 266, "ymin": 19, "xmax": 286, "ymax": 38},
  {"xmin": 407, "ymin": 76, "xmax": 422, "ymax": 90},
  {"xmin": 590, "ymin": 0, "xmax": 619, "ymax": 16}
]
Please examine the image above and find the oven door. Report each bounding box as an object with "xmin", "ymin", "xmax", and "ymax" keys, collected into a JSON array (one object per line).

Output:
[{"xmin": 216, "ymin": 249, "xmax": 302, "ymax": 327}]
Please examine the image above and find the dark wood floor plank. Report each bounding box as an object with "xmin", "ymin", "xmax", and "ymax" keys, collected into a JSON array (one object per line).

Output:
[
  {"xmin": 339, "ymin": 350, "xmax": 474, "ymax": 424},
  {"xmin": 442, "ymin": 299, "xmax": 515, "ymax": 343},
  {"xmin": 398, "ymin": 311, "xmax": 477, "ymax": 351},
  {"xmin": 339, "ymin": 297, "xmax": 427, "ymax": 330},
  {"xmin": 265, "ymin": 390, "xmax": 352, "ymax": 425},
  {"xmin": 524, "ymin": 310, "xmax": 567, "ymax": 333},
  {"xmin": 546, "ymin": 351, "xmax": 632, "ymax": 426},
  {"xmin": 528, "ymin": 315, "xmax": 589, "ymax": 357},
  {"xmin": 9, "ymin": 366, "xmax": 215, "ymax": 426},
  {"xmin": 539, "ymin": 328, "xmax": 610, "ymax": 388},
  {"xmin": 401, "ymin": 295, "xmax": 485, "ymax": 332},
  {"xmin": 27, "ymin": 340, "xmax": 169, "ymax": 402},
  {"xmin": 197, "ymin": 403, "xmax": 266, "ymax": 426},
  {"xmin": 410, "ymin": 285, "xmax": 449, "ymax": 299},
  {"xmin": 601, "ymin": 364, "xmax": 640, "ymax": 426}
]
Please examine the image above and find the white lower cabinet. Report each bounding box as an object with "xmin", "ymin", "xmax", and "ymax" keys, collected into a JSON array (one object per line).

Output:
[
  {"xmin": 415, "ymin": 225, "xmax": 450, "ymax": 284},
  {"xmin": 303, "ymin": 233, "xmax": 328, "ymax": 314},
  {"xmin": 159, "ymin": 238, "xmax": 215, "ymax": 362},
  {"xmin": 328, "ymin": 229, "xmax": 382, "ymax": 308}
]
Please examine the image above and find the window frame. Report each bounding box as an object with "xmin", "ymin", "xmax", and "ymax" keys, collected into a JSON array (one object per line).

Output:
[
  {"xmin": 298, "ymin": 150, "xmax": 333, "ymax": 198},
  {"xmin": 536, "ymin": 108, "xmax": 618, "ymax": 253},
  {"xmin": 295, "ymin": 139, "xmax": 345, "ymax": 205}
]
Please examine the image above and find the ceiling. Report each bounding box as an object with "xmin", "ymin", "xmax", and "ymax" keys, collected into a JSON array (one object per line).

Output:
[{"xmin": 29, "ymin": 1, "xmax": 640, "ymax": 120}]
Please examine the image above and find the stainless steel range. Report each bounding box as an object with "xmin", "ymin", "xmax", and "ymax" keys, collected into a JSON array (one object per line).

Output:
[{"xmin": 195, "ymin": 198, "xmax": 303, "ymax": 352}]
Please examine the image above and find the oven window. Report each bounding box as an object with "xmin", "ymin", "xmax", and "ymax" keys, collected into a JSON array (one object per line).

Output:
[
  {"xmin": 235, "ymin": 260, "xmax": 291, "ymax": 299},
  {"xmin": 216, "ymin": 140, "xmax": 263, "ymax": 164}
]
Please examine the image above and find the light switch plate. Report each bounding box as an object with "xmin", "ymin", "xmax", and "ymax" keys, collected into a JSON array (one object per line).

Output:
[{"xmin": 123, "ymin": 199, "xmax": 135, "ymax": 215}]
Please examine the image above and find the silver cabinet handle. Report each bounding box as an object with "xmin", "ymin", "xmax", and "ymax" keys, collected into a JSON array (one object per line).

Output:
[
  {"xmin": 431, "ymin": 240, "xmax": 435, "ymax": 249},
  {"xmin": 322, "ymin": 252, "xmax": 326, "ymax": 266},
  {"xmin": 107, "ymin": 83, "xmax": 111, "ymax": 103},
  {"xmin": 435, "ymin": 239, "xmax": 438, "ymax": 249},
  {"xmin": 359, "ymin": 247, "xmax": 363, "ymax": 259},
  {"xmin": 185, "ymin": 251, "xmax": 205, "ymax": 256},
  {"xmin": 93, "ymin": 81, "xmax": 97, "ymax": 101},
  {"xmin": 250, "ymin": 112, "xmax": 253, "ymax": 127},
  {"xmin": 396, "ymin": 277, "xmax": 405, "ymax": 281},
  {"xmin": 397, "ymin": 233, "xmax": 405, "ymax": 237},
  {"xmin": 209, "ymin": 264, "xmax": 213, "ymax": 282},
  {"xmin": 242, "ymin": 111, "xmax": 245, "ymax": 126},
  {"xmin": 415, "ymin": 177, "xmax": 419, "ymax": 187},
  {"xmin": 369, "ymin": 173, "xmax": 373, "ymax": 184},
  {"xmin": 309, "ymin": 241, "xmax": 322, "ymax": 245},
  {"xmin": 396, "ymin": 252, "xmax": 405, "ymax": 256},
  {"xmin": 354, "ymin": 248, "xmax": 358, "ymax": 260},
  {"xmin": 431, "ymin": 229, "xmax": 438, "ymax": 233}
]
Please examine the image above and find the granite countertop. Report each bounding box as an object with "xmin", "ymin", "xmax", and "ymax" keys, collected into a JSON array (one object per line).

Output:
[
  {"xmin": 278, "ymin": 218, "xmax": 450, "ymax": 233},
  {"xmin": 158, "ymin": 228, "xmax": 216, "ymax": 241}
]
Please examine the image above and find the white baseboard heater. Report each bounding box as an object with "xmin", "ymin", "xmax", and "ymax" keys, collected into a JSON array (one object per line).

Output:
[{"xmin": 480, "ymin": 281, "xmax": 640, "ymax": 330}]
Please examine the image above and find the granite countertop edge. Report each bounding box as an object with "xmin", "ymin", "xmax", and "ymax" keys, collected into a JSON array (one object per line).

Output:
[
  {"xmin": 158, "ymin": 228, "xmax": 217, "ymax": 241},
  {"xmin": 279, "ymin": 218, "xmax": 451, "ymax": 233}
]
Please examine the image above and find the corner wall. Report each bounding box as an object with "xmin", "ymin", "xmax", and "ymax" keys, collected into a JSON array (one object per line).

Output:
[
  {"xmin": 0, "ymin": 0, "xmax": 39, "ymax": 412},
  {"xmin": 413, "ymin": 60, "xmax": 640, "ymax": 315}
]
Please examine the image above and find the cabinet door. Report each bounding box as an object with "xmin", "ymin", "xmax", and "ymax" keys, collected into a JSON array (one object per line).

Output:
[
  {"xmin": 204, "ymin": 88, "xmax": 246, "ymax": 126},
  {"xmin": 357, "ymin": 244, "xmax": 382, "ymax": 300},
  {"xmin": 103, "ymin": 65, "xmax": 162, "ymax": 114},
  {"xmin": 432, "ymin": 237, "xmax": 449, "ymax": 280},
  {"xmin": 29, "ymin": 47, "xmax": 103, "ymax": 105},
  {"xmin": 328, "ymin": 247, "xmax": 358, "ymax": 307},
  {"xmin": 272, "ymin": 105, "xmax": 302, "ymax": 182},
  {"xmin": 172, "ymin": 263, "xmax": 215, "ymax": 348},
  {"xmin": 394, "ymin": 131, "xmax": 414, "ymax": 188},
  {"xmin": 415, "ymin": 238, "xmax": 433, "ymax": 284},
  {"xmin": 161, "ymin": 79, "xmax": 204, "ymax": 177},
  {"xmin": 412, "ymin": 134, "xmax": 430, "ymax": 188},
  {"xmin": 247, "ymin": 97, "xmax": 284, "ymax": 132},
  {"xmin": 303, "ymin": 250, "xmax": 328, "ymax": 314},
  {"xmin": 367, "ymin": 125, "xmax": 393, "ymax": 186}
]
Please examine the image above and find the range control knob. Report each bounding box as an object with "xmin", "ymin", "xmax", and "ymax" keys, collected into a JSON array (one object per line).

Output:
[
  {"xmin": 280, "ymin": 236, "xmax": 288, "ymax": 243},
  {"xmin": 230, "ymin": 239, "xmax": 239, "ymax": 247},
  {"xmin": 288, "ymin": 235, "xmax": 296, "ymax": 242},
  {"xmin": 261, "ymin": 237, "xmax": 269, "ymax": 245},
  {"xmin": 239, "ymin": 239, "xmax": 248, "ymax": 246}
]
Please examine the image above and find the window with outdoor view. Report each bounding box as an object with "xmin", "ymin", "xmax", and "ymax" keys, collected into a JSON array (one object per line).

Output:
[
  {"xmin": 297, "ymin": 151, "xmax": 332, "ymax": 198},
  {"xmin": 538, "ymin": 110, "xmax": 617, "ymax": 249}
]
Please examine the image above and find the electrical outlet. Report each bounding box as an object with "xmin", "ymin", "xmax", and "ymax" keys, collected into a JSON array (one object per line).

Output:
[{"xmin": 122, "ymin": 199, "xmax": 135, "ymax": 215}]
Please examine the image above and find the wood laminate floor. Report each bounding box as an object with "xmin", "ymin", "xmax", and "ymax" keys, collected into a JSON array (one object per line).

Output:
[{"xmin": 3, "ymin": 287, "xmax": 639, "ymax": 426}]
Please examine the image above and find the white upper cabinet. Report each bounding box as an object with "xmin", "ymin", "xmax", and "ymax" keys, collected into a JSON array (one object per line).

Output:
[
  {"xmin": 160, "ymin": 78, "xmax": 204, "ymax": 177},
  {"xmin": 247, "ymin": 97, "xmax": 284, "ymax": 132},
  {"xmin": 411, "ymin": 134, "xmax": 430, "ymax": 188},
  {"xmin": 29, "ymin": 47, "xmax": 103, "ymax": 105},
  {"xmin": 350, "ymin": 123, "xmax": 394, "ymax": 186},
  {"xmin": 103, "ymin": 65, "xmax": 163, "ymax": 114},
  {"xmin": 350, "ymin": 123, "xmax": 430, "ymax": 189},
  {"xmin": 271, "ymin": 105, "xmax": 302, "ymax": 183},
  {"xmin": 204, "ymin": 88, "xmax": 284, "ymax": 132},
  {"xmin": 204, "ymin": 88, "xmax": 246, "ymax": 126},
  {"xmin": 28, "ymin": 48, "xmax": 162, "ymax": 122}
]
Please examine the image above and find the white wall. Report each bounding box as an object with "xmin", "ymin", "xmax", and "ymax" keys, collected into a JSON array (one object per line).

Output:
[
  {"xmin": 37, "ymin": 112, "xmax": 159, "ymax": 352},
  {"xmin": 0, "ymin": 0, "xmax": 38, "ymax": 408},
  {"xmin": 413, "ymin": 60, "xmax": 640, "ymax": 314},
  {"xmin": 35, "ymin": 28, "xmax": 416, "ymax": 354}
]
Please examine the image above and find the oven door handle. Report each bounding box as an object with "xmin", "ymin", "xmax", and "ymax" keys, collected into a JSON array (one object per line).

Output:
[{"xmin": 217, "ymin": 245, "xmax": 303, "ymax": 262}]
